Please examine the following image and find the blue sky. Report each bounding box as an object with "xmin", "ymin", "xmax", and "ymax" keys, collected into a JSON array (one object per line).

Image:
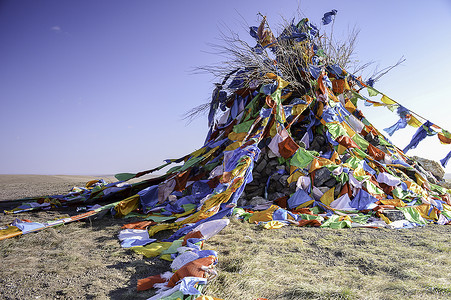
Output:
[{"xmin": 1, "ymin": 0, "xmax": 450, "ymax": 175}]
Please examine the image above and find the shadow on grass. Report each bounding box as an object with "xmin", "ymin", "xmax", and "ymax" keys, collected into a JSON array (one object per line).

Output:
[
  {"xmin": 93, "ymin": 218, "xmax": 176, "ymax": 300},
  {"xmin": 277, "ymin": 286, "xmax": 354, "ymax": 300},
  {"xmin": 107, "ymin": 258, "xmax": 168, "ymax": 300}
]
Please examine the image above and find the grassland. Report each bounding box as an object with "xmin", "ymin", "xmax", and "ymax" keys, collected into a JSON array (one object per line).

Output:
[
  {"xmin": 0, "ymin": 175, "xmax": 450, "ymax": 299},
  {"xmin": 203, "ymin": 219, "xmax": 451, "ymax": 300}
]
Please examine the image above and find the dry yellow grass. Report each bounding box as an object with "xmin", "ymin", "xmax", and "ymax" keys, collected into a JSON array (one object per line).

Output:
[
  {"xmin": 0, "ymin": 211, "xmax": 169, "ymax": 299},
  {"xmin": 1, "ymin": 175, "xmax": 450, "ymax": 299},
  {"xmin": 203, "ymin": 219, "xmax": 451, "ymax": 300}
]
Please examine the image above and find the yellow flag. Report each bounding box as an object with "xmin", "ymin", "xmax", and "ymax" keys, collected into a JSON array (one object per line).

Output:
[
  {"xmin": 292, "ymin": 104, "xmax": 308, "ymax": 115},
  {"xmin": 263, "ymin": 220, "xmax": 286, "ymax": 229},
  {"xmin": 380, "ymin": 95, "xmax": 396, "ymax": 105},
  {"xmin": 414, "ymin": 173, "xmax": 426, "ymax": 187},
  {"xmin": 345, "ymin": 99, "xmax": 356, "ymax": 113},
  {"xmin": 190, "ymin": 147, "xmax": 207, "ymax": 158},
  {"xmin": 342, "ymin": 121, "xmax": 356, "ymax": 137},
  {"xmin": 224, "ymin": 141, "xmax": 242, "ymax": 151},
  {"xmin": 296, "ymin": 200, "xmax": 314, "ymax": 209},
  {"xmin": 320, "ymin": 187, "xmax": 335, "ymax": 206},
  {"xmin": 380, "ymin": 199, "xmax": 406, "ymax": 207},
  {"xmin": 203, "ymin": 146, "xmax": 220, "ymax": 158},
  {"xmin": 266, "ymin": 73, "xmax": 289, "ymax": 89},
  {"xmin": 195, "ymin": 296, "xmax": 224, "ymax": 300},
  {"xmin": 337, "ymin": 144, "xmax": 347, "ymax": 155},
  {"xmin": 353, "ymin": 166, "xmax": 366, "ymax": 178},
  {"xmin": 287, "ymin": 170, "xmax": 303, "ymax": 185},
  {"xmin": 131, "ymin": 242, "xmax": 172, "ymax": 258},
  {"xmin": 416, "ymin": 204, "xmax": 438, "ymax": 220},
  {"xmin": 228, "ymin": 131, "xmax": 248, "ymax": 142},
  {"xmin": 114, "ymin": 195, "xmax": 140, "ymax": 218},
  {"xmin": 407, "ymin": 115, "xmax": 422, "ymax": 128}
]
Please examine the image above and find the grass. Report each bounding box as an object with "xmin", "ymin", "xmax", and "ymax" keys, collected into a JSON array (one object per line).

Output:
[
  {"xmin": 203, "ymin": 219, "xmax": 451, "ymax": 300},
  {"xmin": 0, "ymin": 209, "xmax": 450, "ymax": 299},
  {"xmin": 0, "ymin": 211, "xmax": 167, "ymax": 300}
]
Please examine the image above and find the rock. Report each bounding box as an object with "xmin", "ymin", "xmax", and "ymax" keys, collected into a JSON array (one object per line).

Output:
[
  {"xmin": 237, "ymin": 197, "xmax": 247, "ymax": 207},
  {"xmin": 313, "ymin": 167, "xmax": 332, "ymax": 187},
  {"xmin": 271, "ymin": 173, "xmax": 282, "ymax": 182},
  {"xmin": 323, "ymin": 177, "xmax": 337, "ymax": 188},
  {"xmin": 316, "ymin": 135, "xmax": 327, "ymax": 145},
  {"xmin": 244, "ymin": 184, "xmax": 261, "ymax": 193},
  {"xmin": 384, "ymin": 210, "xmax": 405, "ymax": 222},
  {"xmin": 266, "ymin": 160, "xmax": 279, "ymax": 175},
  {"xmin": 267, "ymin": 149, "xmax": 277, "ymax": 158},
  {"xmin": 268, "ymin": 192, "xmax": 286, "ymax": 202},
  {"xmin": 426, "ymin": 174, "xmax": 437, "ymax": 184},
  {"xmin": 404, "ymin": 169, "xmax": 418, "ymax": 183},
  {"xmin": 334, "ymin": 182, "xmax": 343, "ymax": 198},
  {"xmin": 248, "ymin": 196, "xmax": 268, "ymax": 206},
  {"xmin": 285, "ymin": 165, "xmax": 291, "ymax": 174},
  {"xmin": 255, "ymin": 150, "xmax": 263, "ymax": 163},
  {"xmin": 246, "ymin": 187, "xmax": 265, "ymax": 199},
  {"xmin": 282, "ymin": 187, "xmax": 294, "ymax": 196},
  {"xmin": 278, "ymin": 175, "xmax": 289, "ymax": 187},
  {"xmin": 413, "ymin": 163, "xmax": 437, "ymax": 184},
  {"xmin": 319, "ymin": 144, "xmax": 330, "ymax": 155},
  {"xmin": 437, "ymin": 179, "xmax": 451, "ymax": 190},
  {"xmin": 276, "ymin": 165, "xmax": 286, "ymax": 172},
  {"xmin": 309, "ymin": 135, "xmax": 326, "ymax": 152},
  {"xmin": 255, "ymin": 158, "xmax": 267, "ymax": 173},
  {"xmin": 252, "ymin": 172, "xmax": 262, "ymax": 181},
  {"xmin": 412, "ymin": 156, "xmax": 445, "ymax": 180},
  {"xmin": 317, "ymin": 187, "xmax": 330, "ymax": 194},
  {"xmin": 267, "ymin": 180, "xmax": 284, "ymax": 193}
]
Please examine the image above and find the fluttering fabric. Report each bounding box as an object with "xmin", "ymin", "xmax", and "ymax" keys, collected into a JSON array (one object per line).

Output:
[
  {"xmin": 384, "ymin": 117, "xmax": 407, "ymax": 136},
  {"xmin": 403, "ymin": 121, "xmax": 436, "ymax": 153},
  {"xmin": 440, "ymin": 151, "xmax": 451, "ymax": 167},
  {"xmin": 322, "ymin": 9, "xmax": 338, "ymax": 25}
]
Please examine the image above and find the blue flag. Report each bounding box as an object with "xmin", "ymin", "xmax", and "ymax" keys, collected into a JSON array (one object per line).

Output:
[
  {"xmin": 440, "ymin": 151, "xmax": 451, "ymax": 167},
  {"xmin": 322, "ymin": 10, "xmax": 338, "ymax": 25}
]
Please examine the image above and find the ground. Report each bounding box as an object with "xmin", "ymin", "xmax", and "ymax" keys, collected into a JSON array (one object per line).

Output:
[{"xmin": 0, "ymin": 175, "xmax": 450, "ymax": 300}]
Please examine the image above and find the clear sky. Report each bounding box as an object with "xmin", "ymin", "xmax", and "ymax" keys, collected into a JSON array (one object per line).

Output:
[{"xmin": 1, "ymin": 0, "xmax": 450, "ymax": 175}]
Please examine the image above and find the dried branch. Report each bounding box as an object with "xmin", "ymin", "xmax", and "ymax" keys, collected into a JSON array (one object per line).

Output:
[{"xmin": 185, "ymin": 14, "xmax": 402, "ymax": 122}]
